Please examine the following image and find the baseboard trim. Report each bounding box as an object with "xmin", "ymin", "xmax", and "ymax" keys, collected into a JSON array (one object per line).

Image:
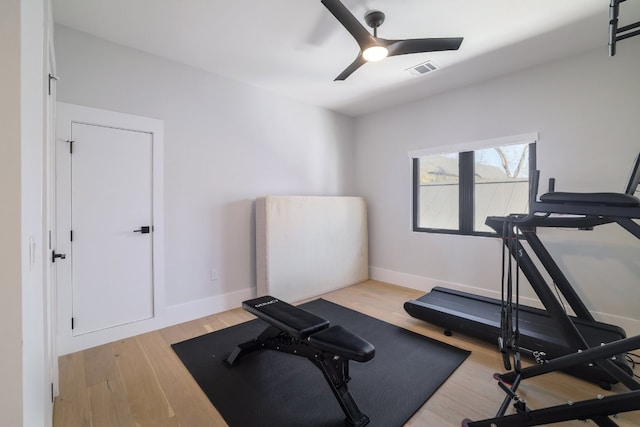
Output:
[{"xmin": 57, "ymin": 287, "xmax": 255, "ymax": 355}]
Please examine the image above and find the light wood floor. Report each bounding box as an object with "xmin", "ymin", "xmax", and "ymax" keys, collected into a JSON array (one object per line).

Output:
[{"xmin": 53, "ymin": 280, "xmax": 640, "ymax": 426}]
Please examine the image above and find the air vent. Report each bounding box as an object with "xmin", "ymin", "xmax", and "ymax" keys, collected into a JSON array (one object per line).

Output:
[{"xmin": 406, "ymin": 60, "xmax": 439, "ymax": 77}]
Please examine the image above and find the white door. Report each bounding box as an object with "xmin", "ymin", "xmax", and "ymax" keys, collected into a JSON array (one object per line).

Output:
[
  {"xmin": 69, "ymin": 123, "xmax": 154, "ymax": 335},
  {"xmin": 56, "ymin": 102, "xmax": 164, "ymax": 354}
]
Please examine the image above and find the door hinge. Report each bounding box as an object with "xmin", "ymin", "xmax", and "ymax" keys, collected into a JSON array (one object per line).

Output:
[
  {"xmin": 71, "ymin": 317, "xmax": 75, "ymax": 330},
  {"xmin": 51, "ymin": 383, "xmax": 54, "ymax": 403},
  {"xmin": 52, "ymin": 250, "xmax": 66, "ymax": 263},
  {"xmin": 67, "ymin": 140, "xmax": 74, "ymax": 154},
  {"xmin": 70, "ymin": 230, "xmax": 73, "ymax": 242},
  {"xmin": 48, "ymin": 74, "xmax": 58, "ymax": 96}
]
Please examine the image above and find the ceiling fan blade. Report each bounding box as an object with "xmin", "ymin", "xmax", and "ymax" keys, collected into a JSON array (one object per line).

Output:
[
  {"xmin": 334, "ymin": 55, "xmax": 367, "ymax": 81},
  {"xmin": 321, "ymin": 0, "xmax": 376, "ymax": 49},
  {"xmin": 385, "ymin": 37, "xmax": 464, "ymax": 57}
]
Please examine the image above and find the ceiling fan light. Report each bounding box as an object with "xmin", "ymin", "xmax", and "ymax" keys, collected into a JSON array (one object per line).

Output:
[{"xmin": 362, "ymin": 45, "xmax": 388, "ymax": 62}]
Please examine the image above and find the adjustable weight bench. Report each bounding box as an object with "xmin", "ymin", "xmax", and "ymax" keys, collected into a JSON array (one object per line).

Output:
[{"xmin": 225, "ymin": 295, "xmax": 375, "ymax": 427}]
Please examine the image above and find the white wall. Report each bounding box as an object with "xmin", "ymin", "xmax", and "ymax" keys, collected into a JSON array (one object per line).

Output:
[
  {"xmin": 355, "ymin": 38, "xmax": 640, "ymax": 334},
  {"xmin": 54, "ymin": 26, "xmax": 355, "ymax": 327},
  {"xmin": 22, "ymin": 0, "xmax": 50, "ymax": 424},
  {"xmin": 0, "ymin": 1, "xmax": 25, "ymax": 425},
  {"xmin": 1, "ymin": 0, "xmax": 50, "ymax": 425}
]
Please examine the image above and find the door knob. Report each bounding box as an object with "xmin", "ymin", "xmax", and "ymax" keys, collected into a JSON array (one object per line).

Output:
[
  {"xmin": 52, "ymin": 250, "xmax": 66, "ymax": 263},
  {"xmin": 133, "ymin": 226, "xmax": 151, "ymax": 234}
]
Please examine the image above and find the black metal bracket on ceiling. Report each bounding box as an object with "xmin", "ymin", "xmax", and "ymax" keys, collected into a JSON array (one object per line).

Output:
[{"xmin": 609, "ymin": 0, "xmax": 640, "ymax": 56}]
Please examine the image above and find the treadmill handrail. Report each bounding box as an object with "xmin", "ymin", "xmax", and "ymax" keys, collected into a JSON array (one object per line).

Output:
[{"xmin": 502, "ymin": 169, "xmax": 640, "ymax": 225}]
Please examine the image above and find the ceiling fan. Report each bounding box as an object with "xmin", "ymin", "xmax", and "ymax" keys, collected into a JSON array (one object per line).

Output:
[{"xmin": 320, "ymin": 0, "xmax": 464, "ymax": 80}]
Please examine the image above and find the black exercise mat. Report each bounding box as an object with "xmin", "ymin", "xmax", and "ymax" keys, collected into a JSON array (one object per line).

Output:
[{"xmin": 172, "ymin": 299, "xmax": 470, "ymax": 426}]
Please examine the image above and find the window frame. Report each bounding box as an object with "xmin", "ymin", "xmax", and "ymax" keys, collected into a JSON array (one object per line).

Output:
[{"xmin": 411, "ymin": 136, "xmax": 537, "ymax": 237}]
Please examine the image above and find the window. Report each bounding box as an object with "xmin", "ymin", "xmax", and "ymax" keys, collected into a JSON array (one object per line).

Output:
[{"xmin": 411, "ymin": 137, "xmax": 536, "ymax": 236}]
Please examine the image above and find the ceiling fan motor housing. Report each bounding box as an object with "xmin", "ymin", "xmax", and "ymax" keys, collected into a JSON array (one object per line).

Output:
[{"xmin": 364, "ymin": 10, "xmax": 385, "ymax": 29}]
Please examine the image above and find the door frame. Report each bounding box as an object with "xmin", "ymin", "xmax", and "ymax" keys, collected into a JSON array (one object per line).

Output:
[
  {"xmin": 45, "ymin": 34, "xmax": 58, "ymax": 406},
  {"xmin": 55, "ymin": 102, "xmax": 165, "ymax": 355}
]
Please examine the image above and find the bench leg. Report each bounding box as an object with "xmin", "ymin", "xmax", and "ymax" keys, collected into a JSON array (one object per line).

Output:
[
  {"xmin": 225, "ymin": 325, "xmax": 281, "ymax": 366},
  {"xmin": 313, "ymin": 356, "xmax": 370, "ymax": 427},
  {"xmin": 226, "ymin": 326, "xmax": 370, "ymax": 426}
]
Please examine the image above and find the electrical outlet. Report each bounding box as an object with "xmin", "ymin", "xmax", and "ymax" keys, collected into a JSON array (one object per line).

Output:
[{"xmin": 210, "ymin": 269, "xmax": 218, "ymax": 281}]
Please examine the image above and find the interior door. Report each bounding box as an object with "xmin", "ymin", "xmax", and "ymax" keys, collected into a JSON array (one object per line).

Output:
[{"xmin": 70, "ymin": 123, "xmax": 154, "ymax": 335}]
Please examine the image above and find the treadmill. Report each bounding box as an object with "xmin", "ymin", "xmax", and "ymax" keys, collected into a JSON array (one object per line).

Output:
[{"xmin": 405, "ymin": 154, "xmax": 640, "ymax": 387}]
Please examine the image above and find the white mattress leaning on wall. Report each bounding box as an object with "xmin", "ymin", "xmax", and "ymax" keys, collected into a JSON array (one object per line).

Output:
[{"xmin": 256, "ymin": 196, "xmax": 369, "ymax": 302}]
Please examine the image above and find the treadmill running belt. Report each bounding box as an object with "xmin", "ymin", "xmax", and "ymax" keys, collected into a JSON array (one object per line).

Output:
[{"xmin": 405, "ymin": 286, "xmax": 631, "ymax": 387}]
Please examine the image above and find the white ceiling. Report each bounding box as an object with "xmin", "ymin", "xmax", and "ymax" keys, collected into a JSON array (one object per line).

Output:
[{"xmin": 52, "ymin": 0, "xmax": 639, "ymax": 116}]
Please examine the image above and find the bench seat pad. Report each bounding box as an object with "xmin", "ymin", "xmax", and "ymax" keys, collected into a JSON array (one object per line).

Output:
[
  {"xmin": 309, "ymin": 325, "xmax": 375, "ymax": 362},
  {"xmin": 243, "ymin": 296, "xmax": 329, "ymax": 340}
]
